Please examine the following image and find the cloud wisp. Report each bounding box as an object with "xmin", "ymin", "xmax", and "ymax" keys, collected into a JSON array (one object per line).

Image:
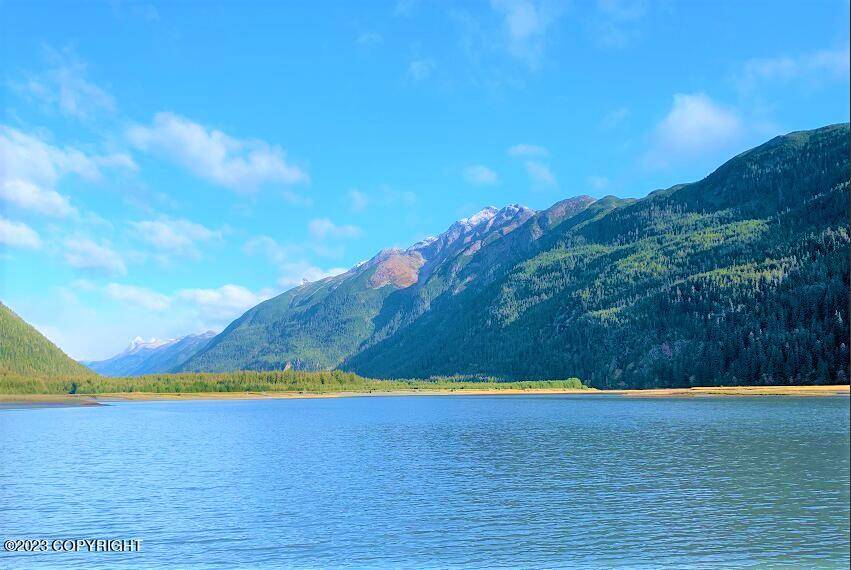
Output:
[
  {"xmin": 63, "ymin": 237, "xmax": 127, "ymax": 276},
  {"xmin": 105, "ymin": 283, "xmax": 171, "ymax": 311},
  {"xmin": 0, "ymin": 217, "xmax": 42, "ymax": 249},
  {"xmin": 98, "ymin": 281, "xmax": 275, "ymax": 327},
  {"xmin": 463, "ymin": 165, "xmax": 499, "ymax": 186},
  {"xmin": 490, "ymin": 0, "xmax": 563, "ymax": 69},
  {"xmin": 130, "ymin": 217, "xmax": 221, "ymax": 260},
  {"xmin": 0, "ymin": 126, "xmax": 136, "ymax": 219},
  {"xmin": 128, "ymin": 112, "xmax": 308, "ymax": 193},
  {"xmin": 12, "ymin": 46, "xmax": 116, "ymax": 121},
  {"xmin": 645, "ymin": 92, "xmax": 742, "ymax": 167},
  {"xmin": 243, "ymin": 235, "xmax": 349, "ymax": 289},
  {"xmin": 736, "ymin": 45, "xmax": 850, "ymax": 93},
  {"xmin": 524, "ymin": 161, "xmax": 557, "ymax": 186},
  {"xmin": 308, "ymin": 218, "xmax": 362, "ymax": 240},
  {"xmin": 508, "ymin": 143, "xmax": 549, "ymax": 157}
]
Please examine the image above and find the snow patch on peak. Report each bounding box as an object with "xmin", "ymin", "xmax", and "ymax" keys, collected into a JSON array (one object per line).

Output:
[
  {"xmin": 127, "ymin": 337, "xmax": 175, "ymax": 353},
  {"xmin": 500, "ymin": 203, "xmax": 528, "ymax": 214},
  {"xmin": 458, "ymin": 206, "xmax": 499, "ymax": 227},
  {"xmin": 407, "ymin": 235, "xmax": 438, "ymax": 251},
  {"xmin": 457, "ymin": 204, "xmax": 535, "ymax": 228}
]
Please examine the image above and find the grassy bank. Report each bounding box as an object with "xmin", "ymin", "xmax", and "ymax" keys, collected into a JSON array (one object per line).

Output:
[
  {"xmin": 3, "ymin": 370, "xmax": 846, "ymax": 404},
  {"xmin": 0, "ymin": 369, "xmax": 587, "ymax": 396},
  {"xmin": 1, "ymin": 384, "xmax": 847, "ymax": 407}
]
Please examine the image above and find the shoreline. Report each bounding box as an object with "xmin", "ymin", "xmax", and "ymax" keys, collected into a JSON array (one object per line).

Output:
[{"xmin": 0, "ymin": 385, "xmax": 847, "ymax": 408}]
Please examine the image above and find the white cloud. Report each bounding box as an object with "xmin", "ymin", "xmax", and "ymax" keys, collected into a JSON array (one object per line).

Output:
[
  {"xmin": 63, "ymin": 237, "xmax": 127, "ymax": 276},
  {"xmin": 490, "ymin": 0, "xmax": 562, "ymax": 68},
  {"xmin": 100, "ymin": 281, "xmax": 273, "ymax": 329},
  {"xmin": 14, "ymin": 47, "xmax": 116, "ymax": 120},
  {"xmin": 94, "ymin": 153, "xmax": 137, "ymax": 171},
  {"xmin": 105, "ymin": 283, "xmax": 171, "ymax": 311},
  {"xmin": 463, "ymin": 164, "xmax": 499, "ymax": 186},
  {"xmin": 347, "ymin": 189, "xmax": 369, "ymax": 213},
  {"xmin": 525, "ymin": 160, "xmax": 557, "ymax": 186},
  {"xmin": 408, "ymin": 58, "xmax": 436, "ymax": 81},
  {"xmin": 509, "ymin": 143, "xmax": 556, "ymax": 187},
  {"xmin": 648, "ymin": 93, "xmax": 742, "ymax": 164},
  {"xmin": 0, "ymin": 126, "xmax": 131, "ymax": 187},
  {"xmin": 277, "ymin": 262, "xmax": 348, "ymax": 288},
  {"xmin": 587, "ymin": 175, "xmax": 609, "ymax": 190},
  {"xmin": 130, "ymin": 217, "xmax": 221, "ymax": 258},
  {"xmin": 127, "ymin": 112, "xmax": 308, "ymax": 192},
  {"xmin": 176, "ymin": 284, "xmax": 274, "ymax": 320},
  {"xmin": 0, "ymin": 217, "xmax": 42, "ymax": 249},
  {"xmin": 308, "ymin": 218, "xmax": 362, "ymax": 239},
  {"xmin": 23, "ymin": 280, "xmax": 275, "ymax": 361},
  {"xmin": 737, "ymin": 46, "xmax": 850, "ymax": 92},
  {"xmin": 0, "ymin": 126, "xmax": 135, "ymax": 218},
  {"xmin": 601, "ymin": 106, "xmax": 630, "ymax": 130},
  {"xmin": 0, "ymin": 179, "xmax": 76, "ymax": 218},
  {"xmin": 243, "ymin": 235, "xmax": 348, "ymax": 288},
  {"xmin": 508, "ymin": 143, "xmax": 549, "ymax": 157},
  {"xmin": 243, "ymin": 235, "xmax": 300, "ymax": 265}
]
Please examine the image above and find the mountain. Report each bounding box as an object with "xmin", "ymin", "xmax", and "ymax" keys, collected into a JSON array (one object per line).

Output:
[
  {"xmin": 83, "ymin": 331, "xmax": 216, "ymax": 376},
  {"xmin": 0, "ymin": 302, "xmax": 94, "ymax": 392},
  {"xmin": 181, "ymin": 203, "xmax": 539, "ymax": 372},
  {"xmin": 185, "ymin": 124, "xmax": 850, "ymax": 388}
]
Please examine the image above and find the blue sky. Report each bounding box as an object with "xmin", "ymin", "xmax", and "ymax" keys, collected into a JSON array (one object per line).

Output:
[{"xmin": 1, "ymin": 0, "xmax": 849, "ymax": 360}]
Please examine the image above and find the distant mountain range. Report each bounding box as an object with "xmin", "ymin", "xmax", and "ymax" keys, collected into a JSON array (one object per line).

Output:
[
  {"xmin": 174, "ymin": 124, "xmax": 850, "ymax": 388},
  {"xmin": 82, "ymin": 332, "xmax": 216, "ymax": 376}
]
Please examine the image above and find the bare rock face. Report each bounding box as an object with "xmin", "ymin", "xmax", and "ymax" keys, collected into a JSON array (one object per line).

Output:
[
  {"xmin": 367, "ymin": 249, "xmax": 426, "ymax": 288},
  {"xmin": 365, "ymin": 204, "xmax": 536, "ymax": 289}
]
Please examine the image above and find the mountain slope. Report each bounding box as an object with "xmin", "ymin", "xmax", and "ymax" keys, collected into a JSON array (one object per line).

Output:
[
  {"xmin": 186, "ymin": 124, "xmax": 849, "ymax": 388},
  {"xmin": 181, "ymin": 204, "xmax": 541, "ymax": 372},
  {"xmin": 83, "ymin": 332, "xmax": 215, "ymax": 376},
  {"xmin": 346, "ymin": 124, "xmax": 850, "ymax": 387},
  {"xmin": 0, "ymin": 302, "xmax": 95, "ymax": 392}
]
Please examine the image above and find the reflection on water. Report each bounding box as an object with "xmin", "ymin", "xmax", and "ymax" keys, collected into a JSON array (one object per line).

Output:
[{"xmin": 1, "ymin": 395, "xmax": 849, "ymax": 568}]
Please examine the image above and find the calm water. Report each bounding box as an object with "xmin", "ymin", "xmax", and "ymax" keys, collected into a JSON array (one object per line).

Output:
[{"xmin": 1, "ymin": 395, "xmax": 849, "ymax": 569}]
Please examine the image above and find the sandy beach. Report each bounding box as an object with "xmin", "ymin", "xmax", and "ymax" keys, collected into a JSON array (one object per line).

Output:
[{"xmin": 1, "ymin": 384, "xmax": 847, "ymax": 408}]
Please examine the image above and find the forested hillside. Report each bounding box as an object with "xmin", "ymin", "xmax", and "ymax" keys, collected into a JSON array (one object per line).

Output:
[
  {"xmin": 348, "ymin": 124, "xmax": 850, "ymax": 387},
  {"xmin": 180, "ymin": 204, "xmax": 541, "ymax": 372},
  {"xmin": 185, "ymin": 124, "xmax": 850, "ymax": 389},
  {"xmin": 0, "ymin": 302, "xmax": 95, "ymax": 392}
]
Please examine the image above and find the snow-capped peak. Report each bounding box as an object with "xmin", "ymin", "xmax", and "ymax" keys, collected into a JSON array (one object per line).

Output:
[
  {"xmin": 458, "ymin": 206, "xmax": 499, "ymax": 227},
  {"xmin": 127, "ymin": 336, "xmax": 175, "ymax": 353},
  {"xmin": 407, "ymin": 235, "xmax": 438, "ymax": 251}
]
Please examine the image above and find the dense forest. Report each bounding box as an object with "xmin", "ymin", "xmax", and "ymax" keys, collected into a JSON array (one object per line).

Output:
[
  {"xmin": 4, "ymin": 125, "xmax": 848, "ymax": 392},
  {"xmin": 183, "ymin": 124, "xmax": 849, "ymax": 389},
  {"xmin": 1, "ymin": 365, "xmax": 585, "ymax": 395},
  {"xmin": 349, "ymin": 125, "xmax": 850, "ymax": 388},
  {"xmin": 0, "ymin": 302, "xmax": 96, "ymax": 393}
]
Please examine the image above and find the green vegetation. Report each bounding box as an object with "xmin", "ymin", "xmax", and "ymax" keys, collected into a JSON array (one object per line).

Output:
[
  {"xmin": 179, "ymin": 269, "xmax": 399, "ymax": 373},
  {"xmin": 348, "ymin": 124, "xmax": 850, "ymax": 388},
  {"xmin": 0, "ymin": 368, "xmax": 586, "ymax": 395},
  {"xmin": 0, "ymin": 302, "xmax": 95, "ymax": 393},
  {"xmin": 178, "ymin": 124, "xmax": 849, "ymax": 389},
  {"xmin": 4, "ymin": 125, "xmax": 848, "ymax": 392}
]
